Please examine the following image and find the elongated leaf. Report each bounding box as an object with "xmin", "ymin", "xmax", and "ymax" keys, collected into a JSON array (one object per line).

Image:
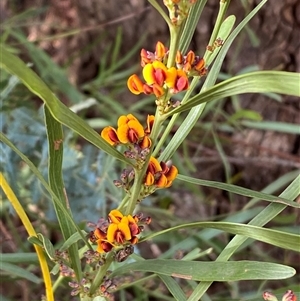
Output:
[
  {"xmin": 158, "ymin": 275, "xmax": 186, "ymax": 301},
  {"xmin": 177, "ymin": 174, "xmax": 300, "ymax": 208},
  {"xmin": 166, "ymin": 71, "xmax": 300, "ymax": 116},
  {"xmin": 37, "ymin": 233, "xmax": 56, "ymax": 261},
  {"xmin": 1, "ymin": 253, "xmax": 38, "ymax": 264},
  {"xmin": 111, "ymin": 259, "xmax": 295, "ymax": 281},
  {"xmin": 241, "ymin": 120, "xmax": 300, "ymax": 134},
  {"xmin": 188, "ymin": 174, "xmax": 300, "ymax": 301},
  {"xmin": 141, "ymin": 222, "xmax": 300, "ymax": 252},
  {"xmin": 44, "ymin": 107, "xmax": 82, "ymax": 279},
  {"xmin": 179, "ymin": 0, "xmax": 208, "ymax": 53},
  {"xmin": 1, "ymin": 262, "xmax": 42, "ymax": 284},
  {"xmin": 60, "ymin": 230, "xmax": 88, "ymax": 252},
  {"xmin": 0, "ymin": 45, "xmax": 131, "ymax": 165}
]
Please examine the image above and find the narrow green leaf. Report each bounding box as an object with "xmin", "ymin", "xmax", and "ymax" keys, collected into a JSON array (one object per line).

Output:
[
  {"xmin": 179, "ymin": 0, "xmax": 208, "ymax": 53},
  {"xmin": 1, "ymin": 262, "xmax": 42, "ymax": 284},
  {"xmin": 188, "ymin": 174, "xmax": 300, "ymax": 301},
  {"xmin": 176, "ymin": 174, "xmax": 300, "ymax": 208},
  {"xmin": 0, "ymin": 45, "xmax": 132, "ymax": 165},
  {"xmin": 167, "ymin": 71, "xmax": 300, "ymax": 116},
  {"xmin": 158, "ymin": 275, "xmax": 186, "ymax": 301},
  {"xmin": 60, "ymin": 230, "xmax": 88, "ymax": 252},
  {"xmin": 241, "ymin": 120, "xmax": 300, "ymax": 134},
  {"xmin": 28, "ymin": 236, "xmax": 44, "ymax": 248},
  {"xmin": 44, "ymin": 106, "xmax": 82, "ymax": 279},
  {"xmin": 0, "ymin": 253, "xmax": 38, "ymax": 264},
  {"xmin": 141, "ymin": 222, "xmax": 300, "ymax": 252},
  {"xmin": 37, "ymin": 233, "xmax": 56, "ymax": 261},
  {"xmin": 11, "ymin": 30, "xmax": 83, "ymax": 103},
  {"xmin": 229, "ymin": 109, "xmax": 263, "ymax": 122},
  {"xmin": 111, "ymin": 259, "xmax": 295, "ymax": 281}
]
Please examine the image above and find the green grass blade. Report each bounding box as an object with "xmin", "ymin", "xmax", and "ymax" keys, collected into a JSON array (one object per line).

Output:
[
  {"xmin": 1, "ymin": 262, "xmax": 42, "ymax": 284},
  {"xmin": 179, "ymin": 0, "xmax": 208, "ymax": 53},
  {"xmin": 11, "ymin": 30, "xmax": 83, "ymax": 103},
  {"xmin": 44, "ymin": 107, "xmax": 82, "ymax": 279},
  {"xmin": 187, "ymin": 174, "xmax": 300, "ymax": 301},
  {"xmin": 141, "ymin": 222, "xmax": 300, "ymax": 252},
  {"xmin": 158, "ymin": 275, "xmax": 187, "ymax": 301},
  {"xmin": 241, "ymin": 120, "xmax": 300, "ymax": 134},
  {"xmin": 0, "ymin": 45, "xmax": 132, "ymax": 165},
  {"xmin": 167, "ymin": 71, "xmax": 300, "ymax": 115},
  {"xmin": 1, "ymin": 253, "xmax": 38, "ymax": 264},
  {"xmin": 111, "ymin": 259, "xmax": 295, "ymax": 281},
  {"xmin": 176, "ymin": 174, "xmax": 300, "ymax": 208}
]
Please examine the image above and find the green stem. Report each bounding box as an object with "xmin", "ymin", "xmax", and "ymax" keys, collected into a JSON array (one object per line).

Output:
[
  {"xmin": 89, "ymin": 252, "xmax": 114, "ymax": 295},
  {"xmin": 148, "ymin": 0, "xmax": 172, "ymax": 28},
  {"xmin": 153, "ymin": 77, "xmax": 200, "ymax": 157},
  {"xmin": 167, "ymin": 25, "xmax": 181, "ymax": 68},
  {"xmin": 124, "ymin": 110, "xmax": 165, "ymax": 215}
]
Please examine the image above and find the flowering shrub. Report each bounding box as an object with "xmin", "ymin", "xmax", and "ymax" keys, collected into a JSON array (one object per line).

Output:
[{"xmin": 1, "ymin": 0, "xmax": 299, "ymax": 301}]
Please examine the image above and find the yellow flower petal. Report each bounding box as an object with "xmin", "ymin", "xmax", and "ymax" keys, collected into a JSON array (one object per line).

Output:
[
  {"xmin": 145, "ymin": 171, "xmax": 155, "ymax": 186},
  {"xmin": 165, "ymin": 67, "xmax": 177, "ymax": 88},
  {"xmin": 107, "ymin": 223, "xmax": 118, "ymax": 243},
  {"xmin": 128, "ymin": 120, "xmax": 144, "ymax": 138},
  {"xmin": 109, "ymin": 209, "xmax": 124, "ymax": 223},
  {"xmin": 156, "ymin": 174, "xmax": 168, "ymax": 188},
  {"xmin": 152, "ymin": 61, "xmax": 168, "ymax": 72},
  {"xmin": 148, "ymin": 157, "xmax": 162, "ymax": 174},
  {"xmin": 117, "ymin": 124, "xmax": 130, "ymax": 144},
  {"xmin": 165, "ymin": 165, "xmax": 178, "ymax": 181},
  {"xmin": 119, "ymin": 217, "xmax": 132, "ymax": 241},
  {"xmin": 143, "ymin": 63, "xmax": 155, "ymax": 85}
]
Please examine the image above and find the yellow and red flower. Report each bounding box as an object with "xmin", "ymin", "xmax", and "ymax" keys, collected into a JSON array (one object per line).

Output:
[
  {"xmin": 145, "ymin": 156, "xmax": 178, "ymax": 188},
  {"xmin": 89, "ymin": 209, "xmax": 149, "ymax": 254},
  {"xmin": 101, "ymin": 126, "xmax": 120, "ymax": 146},
  {"xmin": 165, "ymin": 67, "xmax": 189, "ymax": 93},
  {"xmin": 117, "ymin": 114, "xmax": 145, "ymax": 144},
  {"xmin": 101, "ymin": 114, "xmax": 152, "ymax": 149}
]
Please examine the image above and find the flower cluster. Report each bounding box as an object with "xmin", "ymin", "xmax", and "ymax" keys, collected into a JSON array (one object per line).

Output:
[
  {"xmin": 127, "ymin": 41, "xmax": 206, "ymax": 112},
  {"xmin": 89, "ymin": 210, "xmax": 151, "ymax": 257},
  {"xmin": 263, "ymin": 290, "xmax": 297, "ymax": 301}
]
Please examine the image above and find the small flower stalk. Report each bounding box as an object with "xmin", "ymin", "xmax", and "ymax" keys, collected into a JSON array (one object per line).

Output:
[{"xmin": 163, "ymin": 0, "xmax": 197, "ymax": 25}]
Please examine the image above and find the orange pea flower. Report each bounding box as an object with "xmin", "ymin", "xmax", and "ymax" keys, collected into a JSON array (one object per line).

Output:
[
  {"xmin": 94, "ymin": 228, "xmax": 113, "ymax": 253},
  {"xmin": 101, "ymin": 126, "xmax": 120, "ymax": 146},
  {"xmin": 145, "ymin": 157, "xmax": 178, "ymax": 188},
  {"xmin": 117, "ymin": 114, "xmax": 145, "ymax": 144},
  {"xmin": 107, "ymin": 210, "xmax": 140, "ymax": 245},
  {"xmin": 127, "ymin": 74, "xmax": 144, "ymax": 95}
]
